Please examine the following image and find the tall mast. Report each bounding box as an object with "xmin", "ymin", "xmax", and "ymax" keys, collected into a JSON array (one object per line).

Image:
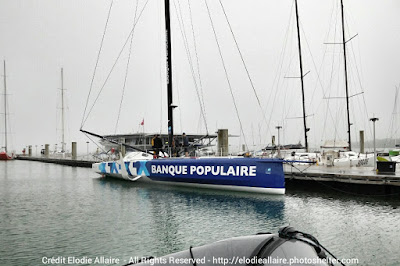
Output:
[
  {"xmin": 165, "ymin": 0, "xmax": 174, "ymax": 148},
  {"xmin": 294, "ymin": 0, "xmax": 309, "ymax": 152},
  {"xmin": 340, "ymin": 0, "xmax": 351, "ymax": 150},
  {"xmin": 61, "ymin": 68, "xmax": 65, "ymax": 152},
  {"xmin": 3, "ymin": 60, "xmax": 7, "ymax": 153}
]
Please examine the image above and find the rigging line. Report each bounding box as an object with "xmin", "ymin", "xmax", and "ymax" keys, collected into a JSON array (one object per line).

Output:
[
  {"xmin": 81, "ymin": 0, "xmax": 150, "ymax": 128},
  {"xmin": 318, "ymin": 0, "xmax": 337, "ymax": 140},
  {"xmin": 349, "ymin": 67, "xmax": 365, "ymax": 144},
  {"xmin": 323, "ymin": 6, "xmax": 341, "ymax": 141},
  {"xmin": 301, "ymin": 27, "xmax": 338, "ymax": 143},
  {"xmin": 344, "ymin": 21, "xmax": 368, "ymax": 130},
  {"xmin": 218, "ymin": 0, "xmax": 268, "ymax": 130},
  {"xmin": 187, "ymin": 0, "xmax": 208, "ymax": 133},
  {"xmin": 322, "ymin": 1, "xmax": 340, "ymax": 139},
  {"xmin": 175, "ymin": 69, "xmax": 183, "ymax": 134},
  {"xmin": 174, "ymin": 0, "xmax": 206, "ymax": 132},
  {"xmin": 115, "ymin": 0, "xmax": 139, "ymax": 133},
  {"xmin": 81, "ymin": 0, "xmax": 114, "ymax": 129},
  {"xmin": 280, "ymin": 11, "xmax": 296, "ymax": 130},
  {"xmin": 204, "ymin": 0, "xmax": 249, "ymax": 150},
  {"xmin": 174, "ymin": 0, "xmax": 209, "ymax": 134},
  {"xmin": 263, "ymin": 1, "xmax": 295, "ymax": 144},
  {"xmin": 267, "ymin": 2, "xmax": 296, "ymax": 141},
  {"xmin": 346, "ymin": 28, "xmax": 373, "ymax": 140},
  {"xmin": 282, "ymin": 46, "xmax": 299, "ymax": 121},
  {"xmin": 387, "ymin": 87, "xmax": 399, "ymax": 145},
  {"xmin": 84, "ymin": 132, "xmax": 108, "ymax": 154}
]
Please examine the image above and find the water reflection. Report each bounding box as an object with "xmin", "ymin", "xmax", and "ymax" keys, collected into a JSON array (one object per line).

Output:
[{"xmin": 92, "ymin": 177, "xmax": 285, "ymax": 257}]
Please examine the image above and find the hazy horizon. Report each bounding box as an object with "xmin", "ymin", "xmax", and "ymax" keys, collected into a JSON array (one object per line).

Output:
[{"xmin": 1, "ymin": 0, "xmax": 400, "ymax": 154}]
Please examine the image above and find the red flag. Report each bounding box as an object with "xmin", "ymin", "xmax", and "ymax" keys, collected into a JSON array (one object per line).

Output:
[{"xmin": 140, "ymin": 119, "xmax": 144, "ymax": 126}]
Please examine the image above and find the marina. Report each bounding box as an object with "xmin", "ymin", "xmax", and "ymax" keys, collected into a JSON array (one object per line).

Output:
[
  {"xmin": 1, "ymin": 160, "xmax": 399, "ymax": 265},
  {"xmin": 15, "ymin": 153, "xmax": 400, "ymax": 196},
  {"xmin": 2, "ymin": 0, "xmax": 400, "ymax": 265}
]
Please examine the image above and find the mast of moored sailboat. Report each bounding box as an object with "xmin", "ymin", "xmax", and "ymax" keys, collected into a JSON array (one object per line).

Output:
[
  {"xmin": 3, "ymin": 60, "xmax": 7, "ymax": 153},
  {"xmin": 164, "ymin": 0, "xmax": 174, "ymax": 150},
  {"xmin": 60, "ymin": 68, "xmax": 66, "ymax": 152},
  {"xmin": 294, "ymin": 0, "xmax": 309, "ymax": 152},
  {"xmin": 340, "ymin": 0, "xmax": 352, "ymax": 151}
]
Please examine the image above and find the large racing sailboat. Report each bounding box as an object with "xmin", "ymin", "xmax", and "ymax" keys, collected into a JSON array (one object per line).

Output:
[{"xmin": 81, "ymin": 0, "xmax": 285, "ymax": 194}]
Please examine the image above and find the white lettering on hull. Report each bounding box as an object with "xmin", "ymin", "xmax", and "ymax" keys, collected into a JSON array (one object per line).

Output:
[{"xmin": 151, "ymin": 165, "xmax": 257, "ymax": 177}]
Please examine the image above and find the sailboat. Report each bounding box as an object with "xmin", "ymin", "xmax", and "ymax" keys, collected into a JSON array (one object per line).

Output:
[
  {"xmin": 0, "ymin": 60, "xmax": 14, "ymax": 160},
  {"xmin": 315, "ymin": 0, "xmax": 374, "ymax": 167},
  {"xmin": 82, "ymin": 0, "xmax": 285, "ymax": 194},
  {"xmin": 285, "ymin": 0, "xmax": 374, "ymax": 167}
]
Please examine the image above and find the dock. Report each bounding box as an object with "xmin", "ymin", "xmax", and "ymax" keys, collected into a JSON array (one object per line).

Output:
[
  {"xmin": 284, "ymin": 164, "xmax": 400, "ymax": 195},
  {"xmin": 16, "ymin": 155, "xmax": 95, "ymax": 168}
]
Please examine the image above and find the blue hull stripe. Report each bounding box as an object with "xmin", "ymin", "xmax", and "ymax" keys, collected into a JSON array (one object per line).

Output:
[{"xmin": 98, "ymin": 158, "xmax": 285, "ymax": 189}]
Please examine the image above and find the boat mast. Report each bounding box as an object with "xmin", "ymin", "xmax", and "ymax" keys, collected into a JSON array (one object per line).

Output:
[
  {"xmin": 165, "ymin": 0, "xmax": 174, "ymax": 148},
  {"xmin": 3, "ymin": 60, "xmax": 7, "ymax": 153},
  {"xmin": 294, "ymin": 0, "xmax": 309, "ymax": 152},
  {"xmin": 61, "ymin": 68, "xmax": 65, "ymax": 152},
  {"xmin": 340, "ymin": 0, "xmax": 352, "ymax": 150}
]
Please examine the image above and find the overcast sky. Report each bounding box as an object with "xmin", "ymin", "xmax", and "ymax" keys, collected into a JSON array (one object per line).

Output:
[{"xmin": 1, "ymin": 0, "xmax": 400, "ymax": 153}]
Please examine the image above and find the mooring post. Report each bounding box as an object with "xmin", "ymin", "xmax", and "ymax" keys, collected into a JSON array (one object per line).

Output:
[
  {"xmin": 45, "ymin": 144, "xmax": 50, "ymax": 157},
  {"xmin": 370, "ymin": 118, "xmax": 379, "ymax": 171},
  {"xmin": 28, "ymin": 145, "xmax": 32, "ymax": 157},
  {"xmin": 217, "ymin": 129, "xmax": 228, "ymax": 156},
  {"xmin": 359, "ymin": 130, "xmax": 365, "ymax": 154},
  {"xmin": 72, "ymin": 142, "xmax": 77, "ymax": 160},
  {"xmin": 120, "ymin": 138, "xmax": 126, "ymax": 157}
]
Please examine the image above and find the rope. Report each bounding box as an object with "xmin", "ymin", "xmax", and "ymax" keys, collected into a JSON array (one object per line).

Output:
[
  {"xmin": 84, "ymin": 133, "xmax": 108, "ymax": 154},
  {"xmin": 218, "ymin": 0, "xmax": 269, "ymax": 135},
  {"xmin": 81, "ymin": 0, "xmax": 114, "ymax": 129},
  {"xmin": 263, "ymin": 2, "xmax": 294, "ymax": 145},
  {"xmin": 188, "ymin": 0, "xmax": 208, "ymax": 133},
  {"xmin": 173, "ymin": 0, "xmax": 209, "ymax": 135},
  {"xmin": 204, "ymin": 0, "xmax": 248, "ymax": 150},
  {"xmin": 386, "ymin": 87, "xmax": 399, "ymax": 148},
  {"xmin": 81, "ymin": 0, "xmax": 150, "ymax": 128},
  {"xmin": 115, "ymin": 0, "xmax": 139, "ymax": 133}
]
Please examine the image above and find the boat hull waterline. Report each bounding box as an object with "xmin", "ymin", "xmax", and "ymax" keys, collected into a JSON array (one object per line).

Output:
[
  {"xmin": 0, "ymin": 151, "xmax": 13, "ymax": 160},
  {"xmin": 93, "ymin": 158, "xmax": 285, "ymax": 194}
]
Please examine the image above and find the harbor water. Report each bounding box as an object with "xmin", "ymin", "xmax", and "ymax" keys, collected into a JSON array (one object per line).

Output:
[{"xmin": 1, "ymin": 160, "xmax": 399, "ymax": 265}]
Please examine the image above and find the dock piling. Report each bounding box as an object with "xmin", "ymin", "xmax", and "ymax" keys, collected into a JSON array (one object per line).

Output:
[
  {"xmin": 360, "ymin": 130, "xmax": 365, "ymax": 154},
  {"xmin": 72, "ymin": 142, "xmax": 77, "ymax": 160},
  {"xmin": 217, "ymin": 129, "xmax": 228, "ymax": 156},
  {"xmin": 120, "ymin": 138, "xmax": 126, "ymax": 157},
  {"xmin": 44, "ymin": 144, "xmax": 50, "ymax": 157}
]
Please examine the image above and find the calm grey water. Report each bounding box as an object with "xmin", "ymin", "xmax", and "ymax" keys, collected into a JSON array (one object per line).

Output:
[{"xmin": 1, "ymin": 160, "xmax": 399, "ymax": 266}]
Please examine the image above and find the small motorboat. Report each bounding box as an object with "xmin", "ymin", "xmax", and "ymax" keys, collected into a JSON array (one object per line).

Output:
[{"xmin": 125, "ymin": 226, "xmax": 344, "ymax": 266}]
